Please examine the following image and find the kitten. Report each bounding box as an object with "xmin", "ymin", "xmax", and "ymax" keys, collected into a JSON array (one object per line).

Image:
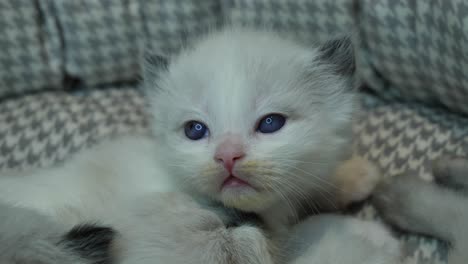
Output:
[
  {"xmin": 144, "ymin": 28, "xmax": 359, "ymax": 229},
  {"xmin": 0, "ymin": 28, "xmax": 401, "ymax": 263},
  {"xmin": 374, "ymin": 156, "xmax": 468, "ymax": 264}
]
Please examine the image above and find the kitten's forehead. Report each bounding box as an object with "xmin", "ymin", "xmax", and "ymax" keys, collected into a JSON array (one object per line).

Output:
[
  {"xmin": 163, "ymin": 31, "xmax": 317, "ymax": 131},
  {"xmin": 167, "ymin": 29, "xmax": 320, "ymax": 108},
  {"xmin": 151, "ymin": 29, "xmax": 353, "ymax": 137}
]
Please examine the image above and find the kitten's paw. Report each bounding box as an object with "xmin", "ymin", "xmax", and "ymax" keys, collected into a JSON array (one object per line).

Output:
[
  {"xmin": 373, "ymin": 174, "xmax": 434, "ymax": 233},
  {"xmin": 133, "ymin": 192, "xmax": 225, "ymax": 233},
  {"xmin": 333, "ymin": 156, "xmax": 382, "ymax": 207},
  {"xmin": 229, "ymin": 225, "xmax": 274, "ymax": 264},
  {"xmin": 230, "ymin": 225, "xmax": 267, "ymax": 244},
  {"xmin": 433, "ymin": 156, "xmax": 468, "ymax": 193}
]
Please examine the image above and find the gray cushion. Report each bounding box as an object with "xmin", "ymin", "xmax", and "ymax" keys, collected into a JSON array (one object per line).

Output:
[
  {"xmin": 224, "ymin": 0, "xmax": 354, "ymax": 44},
  {"xmin": 355, "ymin": 0, "xmax": 468, "ymax": 116},
  {"xmin": 0, "ymin": 86, "xmax": 148, "ymax": 170},
  {"xmin": 0, "ymin": 0, "xmax": 63, "ymax": 97},
  {"xmin": 48, "ymin": 0, "xmax": 222, "ymax": 87},
  {"xmin": 353, "ymin": 92, "xmax": 468, "ymax": 264}
]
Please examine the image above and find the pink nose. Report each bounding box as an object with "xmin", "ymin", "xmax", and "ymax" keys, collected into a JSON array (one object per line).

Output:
[{"xmin": 214, "ymin": 138, "xmax": 245, "ymax": 174}]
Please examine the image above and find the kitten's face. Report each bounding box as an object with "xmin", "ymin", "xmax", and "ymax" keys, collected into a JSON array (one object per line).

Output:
[{"xmin": 146, "ymin": 29, "xmax": 356, "ymax": 212}]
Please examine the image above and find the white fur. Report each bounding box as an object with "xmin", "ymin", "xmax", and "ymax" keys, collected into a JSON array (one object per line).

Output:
[
  {"xmin": 0, "ymin": 28, "xmax": 403, "ymax": 264},
  {"xmin": 147, "ymin": 28, "xmax": 357, "ymax": 227},
  {"xmin": 285, "ymin": 214, "xmax": 401, "ymax": 264},
  {"xmin": 0, "ymin": 135, "xmax": 173, "ymax": 226}
]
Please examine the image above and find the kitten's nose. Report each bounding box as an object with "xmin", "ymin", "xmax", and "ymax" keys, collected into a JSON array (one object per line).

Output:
[{"xmin": 214, "ymin": 138, "xmax": 245, "ymax": 174}]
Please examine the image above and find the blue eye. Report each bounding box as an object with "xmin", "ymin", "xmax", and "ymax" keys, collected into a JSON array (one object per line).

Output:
[
  {"xmin": 184, "ymin": 121, "xmax": 209, "ymax": 140},
  {"xmin": 257, "ymin": 114, "xmax": 286, "ymax": 134}
]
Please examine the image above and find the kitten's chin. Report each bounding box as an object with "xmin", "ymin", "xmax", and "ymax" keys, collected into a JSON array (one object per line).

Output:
[{"xmin": 220, "ymin": 188, "xmax": 274, "ymax": 212}]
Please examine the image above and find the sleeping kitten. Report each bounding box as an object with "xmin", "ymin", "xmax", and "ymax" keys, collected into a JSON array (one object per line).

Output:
[
  {"xmin": 0, "ymin": 28, "xmax": 401, "ymax": 263},
  {"xmin": 374, "ymin": 156, "xmax": 468, "ymax": 264}
]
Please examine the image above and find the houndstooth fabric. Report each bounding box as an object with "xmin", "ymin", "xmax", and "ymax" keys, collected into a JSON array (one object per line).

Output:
[
  {"xmin": 353, "ymin": 92, "xmax": 468, "ymax": 264},
  {"xmin": 0, "ymin": 86, "xmax": 149, "ymax": 170},
  {"xmin": 355, "ymin": 0, "xmax": 468, "ymax": 116},
  {"xmin": 223, "ymin": 0, "xmax": 354, "ymax": 44},
  {"xmin": 354, "ymin": 94, "xmax": 468, "ymax": 181},
  {"xmin": 43, "ymin": 0, "xmax": 357, "ymax": 88},
  {"xmin": 0, "ymin": 0, "xmax": 63, "ymax": 97},
  {"xmin": 48, "ymin": 0, "xmax": 222, "ymax": 87},
  {"xmin": 50, "ymin": 0, "xmax": 145, "ymax": 87},
  {"xmin": 142, "ymin": 0, "xmax": 223, "ymax": 54}
]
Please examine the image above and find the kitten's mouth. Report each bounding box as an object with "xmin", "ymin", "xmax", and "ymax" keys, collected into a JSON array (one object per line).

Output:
[{"xmin": 221, "ymin": 175, "xmax": 252, "ymax": 189}]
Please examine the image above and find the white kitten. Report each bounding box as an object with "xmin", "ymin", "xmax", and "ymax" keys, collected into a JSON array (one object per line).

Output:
[
  {"xmin": 145, "ymin": 28, "xmax": 358, "ymax": 229},
  {"xmin": 0, "ymin": 28, "xmax": 402, "ymax": 264}
]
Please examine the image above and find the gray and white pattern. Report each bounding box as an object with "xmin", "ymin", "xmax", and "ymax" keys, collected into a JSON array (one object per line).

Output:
[
  {"xmin": 0, "ymin": 0, "xmax": 63, "ymax": 97},
  {"xmin": 355, "ymin": 0, "xmax": 468, "ymax": 116},
  {"xmin": 354, "ymin": 94, "xmax": 468, "ymax": 181},
  {"xmin": 50, "ymin": 0, "xmax": 146, "ymax": 87},
  {"xmin": 47, "ymin": 0, "xmax": 222, "ymax": 88},
  {"xmin": 353, "ymin": 92, "xmax": 468, "ymax": 264},
  {"xmin": 142, "ymin": 0, "xmax": 223, "ymax": 54},
  {"xmin": 224, "ymin": 0, "xmax": 354, "ymax": 44},
  {"xmin": 0, "ymin": 0, "xmax": 354, "ymax": 94},
  {"xmin": 0, "ymin": 86, "xmax": 149, "ymax": 170}
]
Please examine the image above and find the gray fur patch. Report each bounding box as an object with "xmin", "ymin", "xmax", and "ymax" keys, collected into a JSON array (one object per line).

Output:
[
  {"xmin": 318, "ymin": 36, "xmax": 355, "ymax": 76},
  {"xmin": 60, "ymin": 224, "xmax": 116, "ymax": 264}
]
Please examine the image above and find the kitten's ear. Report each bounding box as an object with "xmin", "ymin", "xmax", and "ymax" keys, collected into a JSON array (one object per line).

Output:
[
  {"xmin": 318, "ymin": 36, "xmax": 355, "ymax": 76},
  {"xmin": 142, "ymin": 50, "xmax": 170, "ymax": 88}
]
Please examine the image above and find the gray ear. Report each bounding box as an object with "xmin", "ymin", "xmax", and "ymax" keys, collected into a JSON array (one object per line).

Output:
[
  {"xmin": 318, "ymin": 36, "xmax": 355, "ymax": 76},
  {"xmin": 142, "ymin": 50, "xmax": 169, "ymax": 85}
]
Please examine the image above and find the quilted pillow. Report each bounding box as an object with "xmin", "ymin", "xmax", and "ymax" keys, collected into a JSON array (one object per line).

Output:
[
  {"xmin": 353, "ymin": 92, "xmax": 468, "ymax": 264},
  {"xmin": 44, "ymin": 0, "xmax": 359, "ymax": 88},
  {"xmin": 47, "ymin": 0, "xmax": 222, "ymax": 87},
  {"xmin": 224, "ymin": 0, "xmax": 354, "ymax": 44},
  {"xmin": 0, "ymin": 0, "xmax": 63, "ymax": 97},
  {"xmin": 354, "ymin": 0, "xmax": 468, "ymax": 116},
  {"xmin": 0, "ymin": 86, "xmax": 148, "ymax": 170}
]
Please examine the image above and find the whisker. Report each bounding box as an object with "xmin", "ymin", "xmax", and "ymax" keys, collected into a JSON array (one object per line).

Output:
[
  {"xmin": 261, "ymin": 180, "xmax": 300, "ymax": 222},
  {"xmin": 280, "ymin": 164, "xmax": 342, "ymax": 191},
  {"xmin": 259, "ymin": 167, "xmax": 322, "ymax": 217},
  {"xmin": 261, "ymin": 166, "xmax": 340, "ymax": 212},
  {"xmin": 270, "ymin": 158, "xmax": 331, "ymax": 165}
]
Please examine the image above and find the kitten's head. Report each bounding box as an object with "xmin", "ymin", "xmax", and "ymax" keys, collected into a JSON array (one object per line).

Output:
[{"xmin": 144, "ymin": 28, "xmax": 357, "ymax": 213}]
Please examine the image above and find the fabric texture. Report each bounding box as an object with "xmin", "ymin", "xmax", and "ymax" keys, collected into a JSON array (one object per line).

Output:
[
  {"xmin": 50, "ymin": 0, "xmax": 353, "ymax": 87},
  {"xmin": 0, "ymin": 0, "xmax": 63, "ymax": 97},
  {"xmin": 47, "ymin": 0, "xmax": 222, "ymax": 87},
  {"xmin": 0, "ymin": 86, "xmax": 149, "ymax": 170},
  {"xmin": 354, "ymin": 94, "xmax": 468, "ymax": 180},
  {"xmin": 353, "ymin": 92, "xmax": 468, "ymax": 264},
  {"xmin": 224, "ymin": 0, "xmax": 354, "ymax": 44},
  {"xmin": 50, "ymin": 0, "xmax": 145, "ymax": 87},
  {"xmin": 142, "ymin": 0, "xmax": 223, "ymax": 54},
  {"xmin": 355, "ymin": 0, "xmax": 468, "ymax": 116}
]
